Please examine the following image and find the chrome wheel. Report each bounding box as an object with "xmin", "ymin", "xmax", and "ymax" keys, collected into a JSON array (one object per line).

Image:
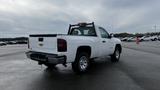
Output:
[
  {"xmin": 115, "ymin": 49, "xmax": 120, "ymax": 59},
  {"xmin": 111, "ymin": 46, "xmax": 121, "ymax": 62},
  {"xmin": 79, "ymin": 56, "xmax": 88, "ymax": 71},
  {"xmin": 72, "ymin": 52, "xmax": 90, "ymax": 73}
]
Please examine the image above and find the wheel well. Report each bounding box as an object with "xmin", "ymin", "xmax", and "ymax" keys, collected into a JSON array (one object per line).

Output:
[
  {"xmin": 76, "ymin": 46, "xmax": 91, "ymax": 57},
  {"xmin": 116, "ymin": 44, "xmax": 122, "ymax": 53}
]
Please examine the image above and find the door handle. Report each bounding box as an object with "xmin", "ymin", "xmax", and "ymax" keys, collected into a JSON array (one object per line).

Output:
[{"xmin": 102, "ymin": 41, "xmax": 106, "ymax": 43}]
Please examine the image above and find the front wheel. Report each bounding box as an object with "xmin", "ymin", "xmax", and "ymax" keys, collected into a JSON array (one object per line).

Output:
[
  {"xmin": 111, "ymin": 47, "xmax": 121, "ymax": 62},
  {"xmin": 72, "ymin": 52, "xmax": 90, "ymax": 74}
]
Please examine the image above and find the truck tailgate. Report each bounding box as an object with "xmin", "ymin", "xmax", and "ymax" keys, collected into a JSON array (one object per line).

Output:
[{"xmin": 29, "ymin": 34, "xmax": 58, "ymax": 54}]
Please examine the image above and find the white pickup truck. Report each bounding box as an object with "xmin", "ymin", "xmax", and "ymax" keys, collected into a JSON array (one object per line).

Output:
[{"xmin": 26, "ymin": 22, "xmax": 122, "ymax": 73}]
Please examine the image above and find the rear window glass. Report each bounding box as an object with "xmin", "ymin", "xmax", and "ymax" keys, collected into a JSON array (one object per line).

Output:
[{"xmin": 70, "ymin": 27, "xmax": 96, "ymax": 36}]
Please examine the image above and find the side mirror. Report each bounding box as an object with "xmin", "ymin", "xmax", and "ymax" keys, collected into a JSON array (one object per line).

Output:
[{"xmin": 109, "ymin": 33, "xmax": 114, "ymax": 38}]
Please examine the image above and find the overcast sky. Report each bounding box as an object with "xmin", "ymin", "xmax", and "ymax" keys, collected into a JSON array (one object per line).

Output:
[{"xmin": 0, "ymin": 0, "xmax": 160, "ymax": 37}]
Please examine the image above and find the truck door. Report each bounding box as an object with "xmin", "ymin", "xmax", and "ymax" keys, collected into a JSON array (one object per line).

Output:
[{"xmin": 98, "ymin": 27, "xmax": 114, "ymax": 56}]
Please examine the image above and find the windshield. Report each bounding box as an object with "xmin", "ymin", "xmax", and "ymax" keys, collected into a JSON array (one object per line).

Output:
[{"xmin": 69, "ymin": 26, "xmax": 97, "ymax": 36}]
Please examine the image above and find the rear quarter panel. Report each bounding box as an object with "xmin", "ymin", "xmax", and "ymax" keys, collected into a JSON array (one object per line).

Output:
[{"xmin": 58, "ymin": 35, "xmax": 100, "ymax": 63}]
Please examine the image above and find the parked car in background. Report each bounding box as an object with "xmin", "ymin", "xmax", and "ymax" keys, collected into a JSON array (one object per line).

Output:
[
  {"xmin": 150, "ymin": 36, "xmax": 158, "ymax": 41},
  {"xmin": 5, "ymin": 41, "xmax": 17, "ymax": 45},
  {"xmin": 139, "ymin": 36, "xmax": 149, "ymax": 41},
  {"xmin": 140, "ymin": 36, "xmax": 153, "ymax": 41},
  {"xmin": 139, "ymin": 36, "xmax": 145, "ymax": 41},
  {"xmin": 158, "ymin": 36, "xmax": 160, "ymax": 41},
  {"xmin": 16, "ymin": 41, "xmax": 28, "ymax": 44},
  {"xmin": 121, "ymin": 37, "xmax": 128, "ymax": 41},
  {"xmin": 0, "ymin": 42, "xmax": 7, "ymax": 46},
  {"xmin": 127, "ymin": 37, "xmax": 136, "ymax": 42}
]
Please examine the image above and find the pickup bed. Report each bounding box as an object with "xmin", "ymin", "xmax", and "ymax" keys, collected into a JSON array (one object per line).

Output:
[{"xmin": 26, "ymin": 22, "xmax": 122, "ymax": 73}]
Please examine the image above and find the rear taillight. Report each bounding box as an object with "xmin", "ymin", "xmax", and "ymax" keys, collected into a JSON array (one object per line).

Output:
[{"xmin": 57, "ymin": 39, "xmax": 67, "ymax": 52}]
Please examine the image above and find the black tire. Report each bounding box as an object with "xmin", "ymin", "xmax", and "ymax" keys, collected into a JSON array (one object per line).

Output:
[
  {"xmin": 72, "ymin": 52, "xmax": 90, "ymax": 73},
  {"xmin": 154, "ymin": 38, "xmax": 157, "ymax": 41},
  {"xmin": 111, "ymin": 47, "xmax": 121, "ymax": 62}
]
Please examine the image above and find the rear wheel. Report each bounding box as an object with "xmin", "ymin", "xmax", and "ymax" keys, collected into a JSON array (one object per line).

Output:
[
  {"xmin": 72, "ymin": 52, "xmax": 90, "ymax": 73},
  {"xmin": 111, "ymin": 47, "xmax": 121, "ymax": 62}
]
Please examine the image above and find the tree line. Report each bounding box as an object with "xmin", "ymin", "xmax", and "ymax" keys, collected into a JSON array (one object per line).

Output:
[
  {"xmin": 114, "ymin": 32, "xmax": 160, "ymax": 38},
  {"xmin": 0, "ymin": 37, "xmax": 28, "ymax": 42}
]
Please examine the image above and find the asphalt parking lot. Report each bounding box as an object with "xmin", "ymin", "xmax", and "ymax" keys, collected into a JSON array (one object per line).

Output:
[{"xmin": 0, "ymin": 42, "xmax": 160, "ymax": 90}]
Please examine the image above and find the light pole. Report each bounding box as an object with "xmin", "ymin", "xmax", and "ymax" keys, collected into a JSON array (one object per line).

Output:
[{"xmin": 154, "ymin": 25, "xmax": 157, "ymax": 32}]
